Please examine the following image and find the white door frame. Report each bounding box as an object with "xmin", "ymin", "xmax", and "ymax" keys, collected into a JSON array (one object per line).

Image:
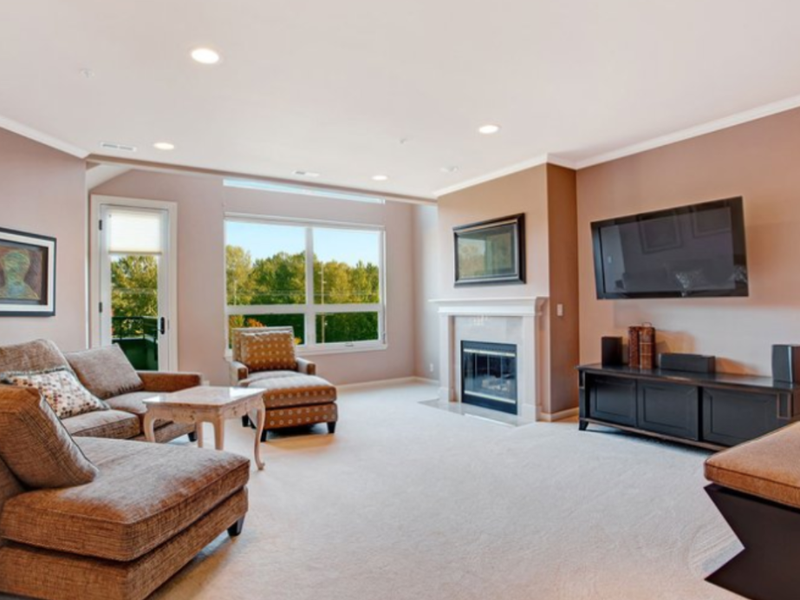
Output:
[{"xmin": 89, "ymin": 195, "xmax": 179, "ymax": 370}]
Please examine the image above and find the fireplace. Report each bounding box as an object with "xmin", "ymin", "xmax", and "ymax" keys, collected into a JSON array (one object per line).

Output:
[{"xmin": 461, "ymin": 340, "xmax": 518, "ymax": 415}]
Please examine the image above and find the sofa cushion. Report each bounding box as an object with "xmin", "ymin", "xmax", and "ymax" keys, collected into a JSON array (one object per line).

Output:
[
  {"xmin": 65, "ymin": 345, "xmax": 144, "ymax": 400},
  {"xmin": 3, "ymin": 368, "xmax": 108, "ymax": 419},
  {"xmin": 0, "ymin": 437, "xmax": 250, "ymax": 562},
  {"xmin": 63, "ymin": 409, "xmax": 141, "ymax": 439},
  {"xmin": 246, "ymin": 374, "xmax": 337, "ymax": 408},
  {"xmin": 705, "ymin": 422, "xmax": 800, "ymax": 510},
  {"xmin": 239, "ymin": 329, "xmax": 298, "ymax": 371},
  {"xmin": 106, "ymin": 391, "xmax": 171, "ymax": 428},
  {"xmin": 0, "ymin": 339, "xmax": 70, "ymax": 375},
  {"xmin": 0, "ymin": 385, "xmax": 98, "ymax": 488}
]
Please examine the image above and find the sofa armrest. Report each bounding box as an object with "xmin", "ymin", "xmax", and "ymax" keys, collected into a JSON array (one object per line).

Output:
[
  {"xmin": 137, "ymin": 371, "xmax": 202, "ymax": 393},
  {"xmin": 296, "ymin": 358, "xmax": 316, "ymax": 375},
  {"xmin": 229, "ymin": 360, "xmax": 249, "ymax": 384}
]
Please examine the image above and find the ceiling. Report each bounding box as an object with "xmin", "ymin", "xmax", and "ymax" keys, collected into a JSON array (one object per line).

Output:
[{"xmin": 3, "ymin": 0, "xmax": 800, "ymax": 200}]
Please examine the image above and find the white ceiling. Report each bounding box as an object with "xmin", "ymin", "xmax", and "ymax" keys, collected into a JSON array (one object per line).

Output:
[{"xmin": 3, "ymin": 0, "xmax": 800, "ymax": 199}]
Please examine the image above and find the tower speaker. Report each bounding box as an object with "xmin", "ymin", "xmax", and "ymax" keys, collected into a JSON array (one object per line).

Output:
[
  {"xmin": 601, "ymin": 337, "xmax": 624, "ymax": 366},
  {"xmin": 772, "ymin": 345, "xmax": 800, "ymax": 383}
]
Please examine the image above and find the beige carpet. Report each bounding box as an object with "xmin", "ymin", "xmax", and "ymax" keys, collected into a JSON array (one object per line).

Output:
[{"xmin": 6, "ymin": 382, "xmax": 745, "ymax": 600}]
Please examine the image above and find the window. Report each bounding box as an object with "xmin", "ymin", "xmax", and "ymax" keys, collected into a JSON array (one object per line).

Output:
[{"xmin": 225, "ymin": 218, "xmax": 385, "ymax": 352}]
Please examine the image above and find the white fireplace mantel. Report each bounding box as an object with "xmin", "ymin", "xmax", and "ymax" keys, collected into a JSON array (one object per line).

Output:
[{"xmin": 430, "ymin": 297, "xmax": 548, "ymax": 421}]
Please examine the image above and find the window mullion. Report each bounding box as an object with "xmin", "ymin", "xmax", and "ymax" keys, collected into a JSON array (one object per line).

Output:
[{"xmin": 304, "ymin": 226, "xmax": 316, "ymax": 347}]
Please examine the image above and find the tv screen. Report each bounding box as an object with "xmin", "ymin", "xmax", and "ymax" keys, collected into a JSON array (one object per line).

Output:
[{"xmin": 591, "ymin": 197, "xmax": 748, "ymax": 299}]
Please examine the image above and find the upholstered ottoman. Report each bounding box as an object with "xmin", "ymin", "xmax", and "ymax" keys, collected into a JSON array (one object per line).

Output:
[{"xmin": 245, "ymin": 374, "xmax": 337, "ymax": 441}]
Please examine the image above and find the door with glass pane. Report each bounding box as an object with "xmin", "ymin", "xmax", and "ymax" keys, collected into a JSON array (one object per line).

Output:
[{"xmin": 97, "ymin": 204, "xmax": 174, "ymax": 371}]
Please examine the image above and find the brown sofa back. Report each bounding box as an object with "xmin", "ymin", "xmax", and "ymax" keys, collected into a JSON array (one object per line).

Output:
[
  {"xmin": 0, "ymin": 339, "xmax": 70, "ymax": 374},
  {"xmin": 0, "ymin": 454, "xmax": 25, "ymax": 517}
]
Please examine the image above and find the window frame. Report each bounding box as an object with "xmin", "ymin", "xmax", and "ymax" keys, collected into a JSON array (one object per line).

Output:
[{"xmin": 224, "ymin": 214, "xmax": 388, "ymax": 355}]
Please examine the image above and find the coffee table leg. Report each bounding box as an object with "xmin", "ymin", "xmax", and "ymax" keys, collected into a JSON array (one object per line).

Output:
[
  {"xmin": 143, "ymin": 412, "xmax": 157, "ymax": 443},
  {"xmin": 214, "ymin": 417, "xmax": 225, "ymax": 451},
  {"xmin": 254, "ymin": 409, "xmax": 265, "ymax": 470},
  {"xmin": 196, "ymin": 421, "xmax": 204, "ymax": 448}
]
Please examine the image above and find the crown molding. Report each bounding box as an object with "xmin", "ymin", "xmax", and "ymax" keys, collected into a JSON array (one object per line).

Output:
[
  {"xmin": 0, "ymin": 114, "xmax": 88, "ymax": 158},
  {"xmin": 434, "ymin": 154, "xmax": 579, "ymax": 198},
  {"xmin": 574, "ymin": 93, "xmax": 800, "ymax": 169}
]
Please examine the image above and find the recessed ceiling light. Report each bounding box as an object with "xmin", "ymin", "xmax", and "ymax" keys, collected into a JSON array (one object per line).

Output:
[
  {"xmin": 191, "ymin": 47, "xmax": 221, "ymax": 65},
  {"xmin": 478, "ymin": 124, "xmax": 501, "ymax": 135},
  {"xmin": 372, "ymin": 174, "xmax": 389, "ymax": 182},
  {"xmin": 441, "ymin": 166, "xmax": 460, "ymax": 173},
  {"xmin": 293, "ymin": 170, "xmax": 320, "ymax": 178},
  {"xmin": 153, "ymin": 142, "xmax": 175, "ymax": 151}
]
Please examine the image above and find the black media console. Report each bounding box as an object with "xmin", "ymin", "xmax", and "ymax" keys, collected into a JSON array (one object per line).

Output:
[{"xmin": 578, "ymin": 364, "xmax": 800, "ymax": 450}]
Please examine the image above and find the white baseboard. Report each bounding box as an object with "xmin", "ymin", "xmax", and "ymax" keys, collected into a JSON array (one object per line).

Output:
[
  {"xmin": 539, "ymin": 407, "xmax": 579, "ymax": 422},
  {"xmin": 337, "ymin": 376, "xmax": 434, "ymax": 391}
]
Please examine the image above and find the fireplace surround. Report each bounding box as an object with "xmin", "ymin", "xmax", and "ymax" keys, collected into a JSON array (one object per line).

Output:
[{"xmin": 431, "ymin": 297, "xmax": 547, "ymax": 421}]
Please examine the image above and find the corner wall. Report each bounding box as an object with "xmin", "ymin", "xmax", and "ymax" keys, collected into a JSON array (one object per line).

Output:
[
  {"xmin": 432, "ymin": 164, "xmax": 579, "ymax": 415},
  {"xmin": 577, "ymin": 106, "xmax": 800, "ymax": 375},
  {"xmin": 0, "ymin": 128, "xmax": 88, "ymax": 351},
  {"xmin": 93, "ymin": 171, "xmax": 417, "ymax": 386}
]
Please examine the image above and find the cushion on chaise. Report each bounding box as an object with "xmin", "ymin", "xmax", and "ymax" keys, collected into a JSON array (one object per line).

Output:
[
  {"xmin": 0, "ymin": 385, "xmax": 98, "ymax": 488},
  {"xmin": 245, "ymin": 374, "xmax": 337, "ymax": 408},
  {"xmin": 705, "ymin": 421, "xmax": 800, "ymax": 510},
  {"xmin": 0, "ymin": 437, "xmax": 250, "ymax": 562}
]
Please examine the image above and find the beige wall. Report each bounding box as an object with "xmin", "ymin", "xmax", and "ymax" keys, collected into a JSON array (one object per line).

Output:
[
  {"xmin": 0, "ymin": 129, "xmax": 87, "ymax": 351},
  {"xmin": 577, "ymin": 107, "xmax": 800, "ymax": 376},
  {"xmin": 434, "ymin": 164, "xmax": 579, "ymax": 414},
  {"xmin": 93, "ymin": 171, "xmax": 417, "ymax": 386}
]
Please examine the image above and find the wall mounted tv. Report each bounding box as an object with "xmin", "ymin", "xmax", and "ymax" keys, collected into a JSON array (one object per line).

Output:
[{"xmin": 591, "ymin": 197, "xmax": 748, "ymax": 299}]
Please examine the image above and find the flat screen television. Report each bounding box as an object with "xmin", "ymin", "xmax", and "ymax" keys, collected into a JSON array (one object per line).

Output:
[{"xmin": 591, "ymin": 197, "xmax": 748, "ymax": 299}]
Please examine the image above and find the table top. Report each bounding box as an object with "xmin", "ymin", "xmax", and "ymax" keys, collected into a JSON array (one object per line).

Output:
[{"xmin": 142, "ymin": 386, "xmax": 263, "ymax": 409}]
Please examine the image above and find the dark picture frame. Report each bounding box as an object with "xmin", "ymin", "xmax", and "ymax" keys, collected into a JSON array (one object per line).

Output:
[
  {"xmin": 0, "ymin": 227, "xmax": 56, "ymax": 316},
  {"xmin": 453, "ymin": 214, "xmax": 526, "ymax": 286}
]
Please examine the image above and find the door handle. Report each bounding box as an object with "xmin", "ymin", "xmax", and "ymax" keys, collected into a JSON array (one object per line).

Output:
[{"xmin": 159, "ymin": 317, "xmax": 166, "ymax": 335}]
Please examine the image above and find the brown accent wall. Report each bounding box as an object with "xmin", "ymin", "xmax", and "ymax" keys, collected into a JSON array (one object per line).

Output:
[
  {"xmin": 0, "ymin": 128, "xmax": 87, "ymax": 351},
  {"xmin": 577, "ymin": 106, "xmax": 800, "ymax": 375},
  {"xmin": 435, "ymin": 164, "xmax": 580, "ymax": 414},
  {"xmin": 547, "ymin": 165, "xmax": 579, "ymax": 414}
]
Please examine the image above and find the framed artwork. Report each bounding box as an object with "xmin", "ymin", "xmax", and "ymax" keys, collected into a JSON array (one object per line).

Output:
[
  {"xmin": 0, "ymin": 227, "xmax": 56, "ymax": 316},
  {"xmin": 638, "ymin": 214, "xmax": 682, "ymax": 254},
  {"xmin": 453, "ymin": 214, "xmax": 525, "ymax": 286}
]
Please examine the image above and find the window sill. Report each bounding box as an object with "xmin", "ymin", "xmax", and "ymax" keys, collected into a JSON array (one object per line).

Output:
[
  {"xmin": 298, "ymin": 343, "xmax": 388, "ymax": 357},
  {"xmin": 223, "ymin": 343, "xmax": 387, "ymax": 361}
]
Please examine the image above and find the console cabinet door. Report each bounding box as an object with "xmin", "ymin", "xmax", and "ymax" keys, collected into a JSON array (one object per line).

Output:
[
  {"xmin": 637, "ymin": 382, "xmax": 700, "ymax": 440},
  {"xmin": 588, "ymin": 376, "xmax": 637, "ymax": 426},
  {"xmin": 702, "ymin": 388, "xmax": 781, "ymax": 446}
]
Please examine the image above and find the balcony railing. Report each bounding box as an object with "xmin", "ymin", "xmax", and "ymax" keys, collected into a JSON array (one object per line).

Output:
[{"xmin": 111, "ymin": 316, "xmax": 159, "ymax": 371}]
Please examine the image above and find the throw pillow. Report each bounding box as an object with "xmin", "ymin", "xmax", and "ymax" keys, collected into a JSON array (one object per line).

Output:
[
  {"xmin": 0, "ymin": 384, "xmax": 98, "ymax": 488},
  {"xmin": 65, "ymin": 345, "xmax": 144, "ymax": 400},
  {"xmin": 240, "ymin": 329, "xmax": 298, "ymax": 371},
  {"xmin": 2, "ymin": 368, "xmax": 109, "ymax": 419}
]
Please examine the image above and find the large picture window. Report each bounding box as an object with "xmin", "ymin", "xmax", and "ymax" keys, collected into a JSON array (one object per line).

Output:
[{"xmin": 225, "ymin": 217, "xmax": 385, "ymax": 352}]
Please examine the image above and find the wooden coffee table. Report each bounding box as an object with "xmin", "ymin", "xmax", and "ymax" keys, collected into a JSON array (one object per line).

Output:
[{"xmin": 142, "ymin": 386, "xmax": 266, "ymax": 470}]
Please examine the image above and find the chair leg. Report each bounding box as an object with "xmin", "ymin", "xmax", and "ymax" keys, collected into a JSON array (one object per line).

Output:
[
  {"xmin": 327, "ymin": 421, "xmax": 337, "ymax": 434},
  {"xmin": 260, "ymin": 428, "xmax": 268, "ymax": 443},
  {"xmin": 228, "ymin": 517, "xmax": 245, "ymax": 537},
  {"xmin": 241, "ymin": 415, "xmax": 251, "ymax": 428}
]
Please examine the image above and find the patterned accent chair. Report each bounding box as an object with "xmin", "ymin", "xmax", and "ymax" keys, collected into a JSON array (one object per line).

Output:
[{"xmin": 229, "ymin": 327, "xmax": 338, "ymax": 441}]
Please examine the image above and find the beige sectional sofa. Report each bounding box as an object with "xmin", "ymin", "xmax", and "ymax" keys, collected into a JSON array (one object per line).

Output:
[
  {"xmin": 0, "ymin": 385, "xmax": 250, "ymax": 600},
  {"xmin": 0, "ymin": 339, "xmax": 198, "ymax": 442}
]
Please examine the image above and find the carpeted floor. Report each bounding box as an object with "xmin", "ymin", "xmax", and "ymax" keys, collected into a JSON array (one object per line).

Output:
[
  {"xmin": 4, "ymin": 382, "xmax": 744, "ymax": 599},
  {"xmin": 150, "ymin": 381, "xmax": 742, "ymax": 600}
]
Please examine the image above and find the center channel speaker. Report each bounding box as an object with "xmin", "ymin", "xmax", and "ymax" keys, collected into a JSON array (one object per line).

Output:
[
  {"xmin": 772, "ymin": 345, "xmax": 800, "ymax": 383},
  {"xmin": 601, "ymin": 337, "xmax": 624, "ymax": 366},
  {"xmin": 659, "ymin": 353, "xmax": 716, "ymax": 374}
]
